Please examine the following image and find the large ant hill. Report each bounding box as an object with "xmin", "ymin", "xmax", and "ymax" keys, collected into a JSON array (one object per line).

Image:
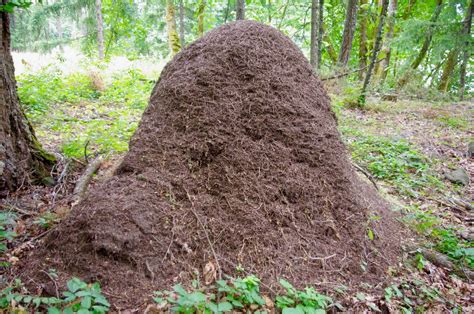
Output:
[{"xmin": 25, "ymin": 20, "xmax": 403, "ymax": 308}]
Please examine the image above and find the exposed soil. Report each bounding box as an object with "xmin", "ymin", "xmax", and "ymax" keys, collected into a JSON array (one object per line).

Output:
[{"xmin": 20, "ymin": 21, "xmax": 405, "ymax": 309}]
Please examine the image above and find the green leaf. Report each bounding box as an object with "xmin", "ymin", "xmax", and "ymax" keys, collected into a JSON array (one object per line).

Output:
[
  {"xmin": 48, "ymin": 308, "xmax": 62, "ymax": 314},
  {"xmin": 282, "ymin": 308, "xmax": 305, "ymax": 314},
  {"xmin": 81, "ymin": 296, "xmax": 92, "ymax": 309},
  {"xmin": 367, "ymin": 228, "xmax": 374, "ymax": 241},
  {"xmin": 217, "ymin": 301, "xmax": 233, "ymax": 312}
]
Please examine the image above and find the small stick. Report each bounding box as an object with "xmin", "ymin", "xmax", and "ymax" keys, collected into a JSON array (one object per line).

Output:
[
  {"xmin": 352, "ymin": 163, "xmax": 379, "ymax": 190},
  {"xmin": 184, "ymin": 187, "xmax": 222, "ymax": 280}
]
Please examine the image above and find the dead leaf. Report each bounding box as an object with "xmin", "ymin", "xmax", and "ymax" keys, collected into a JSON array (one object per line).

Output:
[{"xmin": 203, "ymin": 261, "xmax": 216, "ymax": 285}]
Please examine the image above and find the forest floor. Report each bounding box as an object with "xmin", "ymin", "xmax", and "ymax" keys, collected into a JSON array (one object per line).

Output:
[{"xmin": 0, "ymin": 67, "xmax": 472, "ymax": 312}]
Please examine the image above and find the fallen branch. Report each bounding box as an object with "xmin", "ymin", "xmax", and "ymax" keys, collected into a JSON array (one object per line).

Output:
[
  {"xmin": 418, "ymin": 248, "xmax": 474, "ymax": 281},
  {"xmin": 321, "ymin": 59, "xmax": 384, "ymax": 81},
  {"xmin": 353, "ymin": 163, "xmax": 379, "ymax": 190},
  {"xmin": 0, "ymin": 203, "xmax": 36, "ymax": 216},
  {"xmin": 71, "ymin": 155, "xmax": 104, "ymax": 207}
]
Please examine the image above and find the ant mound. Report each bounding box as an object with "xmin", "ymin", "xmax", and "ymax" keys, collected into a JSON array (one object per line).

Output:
[{"xmin": 26, "ymin": 21, "xmax": 403, "ymax": 308}]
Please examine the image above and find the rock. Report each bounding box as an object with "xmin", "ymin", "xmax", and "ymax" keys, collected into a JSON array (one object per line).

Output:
[
  {"xmin": 445, "ymin": 168, "xmax": 469, "ymax": 186},
  {"xmin": 468, "ymin": 141, "xmax": 474, "ymax": 158}
]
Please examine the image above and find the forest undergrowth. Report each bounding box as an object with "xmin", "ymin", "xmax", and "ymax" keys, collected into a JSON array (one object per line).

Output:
[{"xmin": 0, "ymin": 67, "xmax": 472, "ymax": 313}]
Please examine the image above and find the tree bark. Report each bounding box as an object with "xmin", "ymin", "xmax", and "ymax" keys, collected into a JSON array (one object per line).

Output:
[
  {"xmin": 398, "ymin": 0, "xmax": 443, "ymax": 88},
  {"xmin": 95, "ymin": 0, "xmax": 104, "ymax": 60},
  {"xmin": 317, "ymin": 0, "xmax": 324, "ymax": 68},
  {"xmin": 358, "ymin": 0, "xmax": 369, "ymax": 80},
  {"xmin": 0, "ymin": 6, "xmax": 54, "ymax": 196},
  {"xmin": 338, "ymin": 0, "xmax": 359, "ymax": 68},
  {"xmin": 359, "ymin": 0, "xmax": 389, "ymax": 104},
  {"xmin": 310, "ymin": 0, "xmax": 319, "ymax": 70},
  {"xmin": 197, "ymin": 0, "xmax": 205, "ymax": 37},
  {"xmin": 178, "ymin": 0, "xmax": 185, "ymax": 47},
  {"xmin": 166, "ymin": 0, "xmax": 181, "ymax": 55},
  {"xmin": 437, "ymin": 49, "xmax": 458, "ymax": 92},
  {"xmin": 459, "ymin": 0, "xmax": 473, "ymax": 100},
  {"xmin": 236, "ymin": 0, "xmax": 245, "ymax": 20},
  {"xmin": 379, "ymin": 0, "xmax": 397, "ymax": 86}
]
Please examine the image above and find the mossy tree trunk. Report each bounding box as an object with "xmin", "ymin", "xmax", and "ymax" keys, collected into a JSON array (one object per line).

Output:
[
  {"xmin": 338, "ymin": 0, "xmax": 358, "ymax": 68},
  {"xmin": 178, "ymin": 0, "xmax": 185, "ymax": 47},
  {"xmin": 437, "ymin": 49, "xmax": 458, "ymax": 92},
  {"xmin": 0, "ymin": 6, "xmax": 54, "ymax": 196},
  {"xmin": 359, "ymin": 0, "xmax": 389, "ymax": 104},
  {"xmin": 358, "ymin": 0, "xmax": 369, "ymax": 80},
  {"xmin": 459, "ymin": 0, "xmax": 473, "ymax": 100},
  {"xmin": 379, "ymin": 0, "xmax": 397, "ymax": 86},
  {"xmin": 166, "ymin": 0, "xmax": 181, "ymax": 55},
  {"xmin": 197, "ymin": 0, "xmax": 205, "ymax": 37}
]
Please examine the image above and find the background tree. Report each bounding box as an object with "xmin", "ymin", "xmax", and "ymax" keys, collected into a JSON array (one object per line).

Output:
[
  {"xmin": 166, "ymin": 0, "xmax": 181, "ymax": 55},
  {"xmin": 459, "ymin": 0, "xmax": 473, "ymax": 100},
  {"xmin": 0, "ymin": 1, "xmax": 54, "ymax": 195},
  {"xmin": 310, "ymin": 0, "xmax": 319, "ymax": 70},
  {"xmin": 95, "ymin": 0, "xmax": 104, "ymax": 59},
  {"xmin": 359, "ymin": 0, "xmax": 389, "ymax": 104},
  {"xmin": 338, "ymin": 0, "xmax": 358, "ymax": 68},
  {"xmin": 236, "ymin": 0, "xmax": 245, "ymax": 20}
]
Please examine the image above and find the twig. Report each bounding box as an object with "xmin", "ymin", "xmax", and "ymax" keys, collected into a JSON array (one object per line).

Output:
[
  {"xmin": 0, "ymin": 204, "xmax": 36, "ymax": 216},
  {"xmin": 184, "ymin": 187, "xmax": 222, "ymax": 280},
  {"xmin": 84, "ymin": 140, "xmax": 90, "ymax": 163},
  {"xmin": 352, "ymin": 163, "xmax": 379, "ymax": 190},
  {"xmin": 41, "ymin": 270, "xmax": 59, "ymax": 298},
  {"xmin": 72, "ymin": 155, "xmax": 104, "ymax": 206}
]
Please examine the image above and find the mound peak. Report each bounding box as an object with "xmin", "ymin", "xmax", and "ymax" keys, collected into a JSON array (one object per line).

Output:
[{"xmin": 26, "ymin": 20, "xmax": 403, "ymax": 308}]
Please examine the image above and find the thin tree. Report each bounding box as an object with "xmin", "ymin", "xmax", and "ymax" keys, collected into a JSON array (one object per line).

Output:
[
  {"xmin": 197, "ymin": 0, "xmax": 205, "ymax": 37},
  {"xmin": 178, "ymin": 0, "xmax": 185, "ymax": 47},
  {"xmin": 398, "ymin": 0, "xmax": 443, "ymax": 88},
  {"xmin": 358, "ymin": 0, "xmax": 369, "ymax": 80},
  {"xmin": 166, "ymin": 0, "xmax": 181, "ymax": 55},
  {"xmin": 359, "ymin": 0, "xmax": 389, "ymax": 105},
  {"xmin": 236, "ymin": 0, "xmax": 245, "ymax": 20},
  {"xmin": 459, "ymin": 0, "xmax": 473, "ymax": 100},
  {"xmin": 437, "ymin": 49, "xmax": 458, "ymax": 92},
  {"xmin": 338, "ymin": 0, "xmax": 358, "ymax": 68},
  {"xmin": 379, "ymin": 0, "xmax": 397, "ymax": 86},
  {"xmin": 310, "ymin": 0, "xmax": 319, "ymax": 70},
  {"xmin": 317, "ymin": 0, "xmax": 324, "ymax": 68},
  {"xmin": 0, "ymin": 3, "xmax": 54, "ymax": 195},
  {"xmin": 95, "ymin": 0, "xmax": 104, "ymax": 59}
]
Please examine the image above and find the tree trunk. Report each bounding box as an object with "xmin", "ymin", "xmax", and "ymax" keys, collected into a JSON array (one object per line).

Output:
[
  {"xmin": 0, "ymin": 7, "xmax": 54, "ymax": 196},
  {"xmin": 459, "ymin": 0, "xmax": 473, "ymax": 100},
  {"xmin": 358, "ymin": 0, "xmax": 369, "ymax": 80},
  {"xmin": 379, "ymin": 0, "xmax": 397, "ymax": 86},
  {"xmin": 317, "ymin": 0, "xmax": 324, "ymax": 68},
  {"xmin": 310, "ymin": 0, "xmax": 319, "ymax": 70},
  {"xmin": 197, "ymin": 0, "xmax": 205, "ymax": 37},
  {"xmin": 324, "ymin": 33, "xmax": 338, "ymax": 64},
  {"xmin": 398, "ymin": 0, "xmax": 443, "ymax": 88},
  {"xmin": 437, "ymin": 49, "xmax": 458, "ymax": 92},
  {"xmin": 166, "ymin": 0, "xmax": 181, "ymax": 55},
  {"xmin": 236, "ymin": 0, "xmax": 245, "ymax": 20},
  {"xmin": 338, "ymin": 0, "xmax": 359, "ymax": 68},
  {"xmin": 359, "ymin": 0, "xmax": 389, "ymax": 104},
  {"xmin": 178, "ymin": 0, "xmax": 185, "ymax": 47},
  {"xmin": 402, "ymin": 0, "xmax": 417, "ymax": 19},
  {"xmin": 95, "ymin": 0, "xmax": 104, "ymax": 60}
]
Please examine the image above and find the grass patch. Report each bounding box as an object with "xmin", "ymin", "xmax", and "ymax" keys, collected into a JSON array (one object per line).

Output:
[
  {"xmin": 18, "ymin": 68, "xmax": 154, "ymax": 158},
  {"xmin": 347, "ymin": 136, "xmax": 443, "ymax": 198}
]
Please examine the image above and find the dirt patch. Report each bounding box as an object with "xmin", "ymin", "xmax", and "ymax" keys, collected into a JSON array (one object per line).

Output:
[{"xmin": 21, "ymin": 21, "xmax": 404, "ymax": 309}]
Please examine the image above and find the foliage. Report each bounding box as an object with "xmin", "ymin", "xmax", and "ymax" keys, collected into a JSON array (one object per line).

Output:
[
  {"xmin": 275, "ymin": 279, "xmax": 333, "ymax": 313},
  {"xmin": 348, "ymin": 136, "xmax": 442, "ymax": 198},
  {"xmin": 0, "ymin": 278, "xmax": 110, "ymax": 313},
  {"xmin": 153, "ymin": 275, "xmax": 334, "ymax": 313},
  {"xmin": 0, "ymin": 212, "xmax": 16, "ymax": 255}
]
